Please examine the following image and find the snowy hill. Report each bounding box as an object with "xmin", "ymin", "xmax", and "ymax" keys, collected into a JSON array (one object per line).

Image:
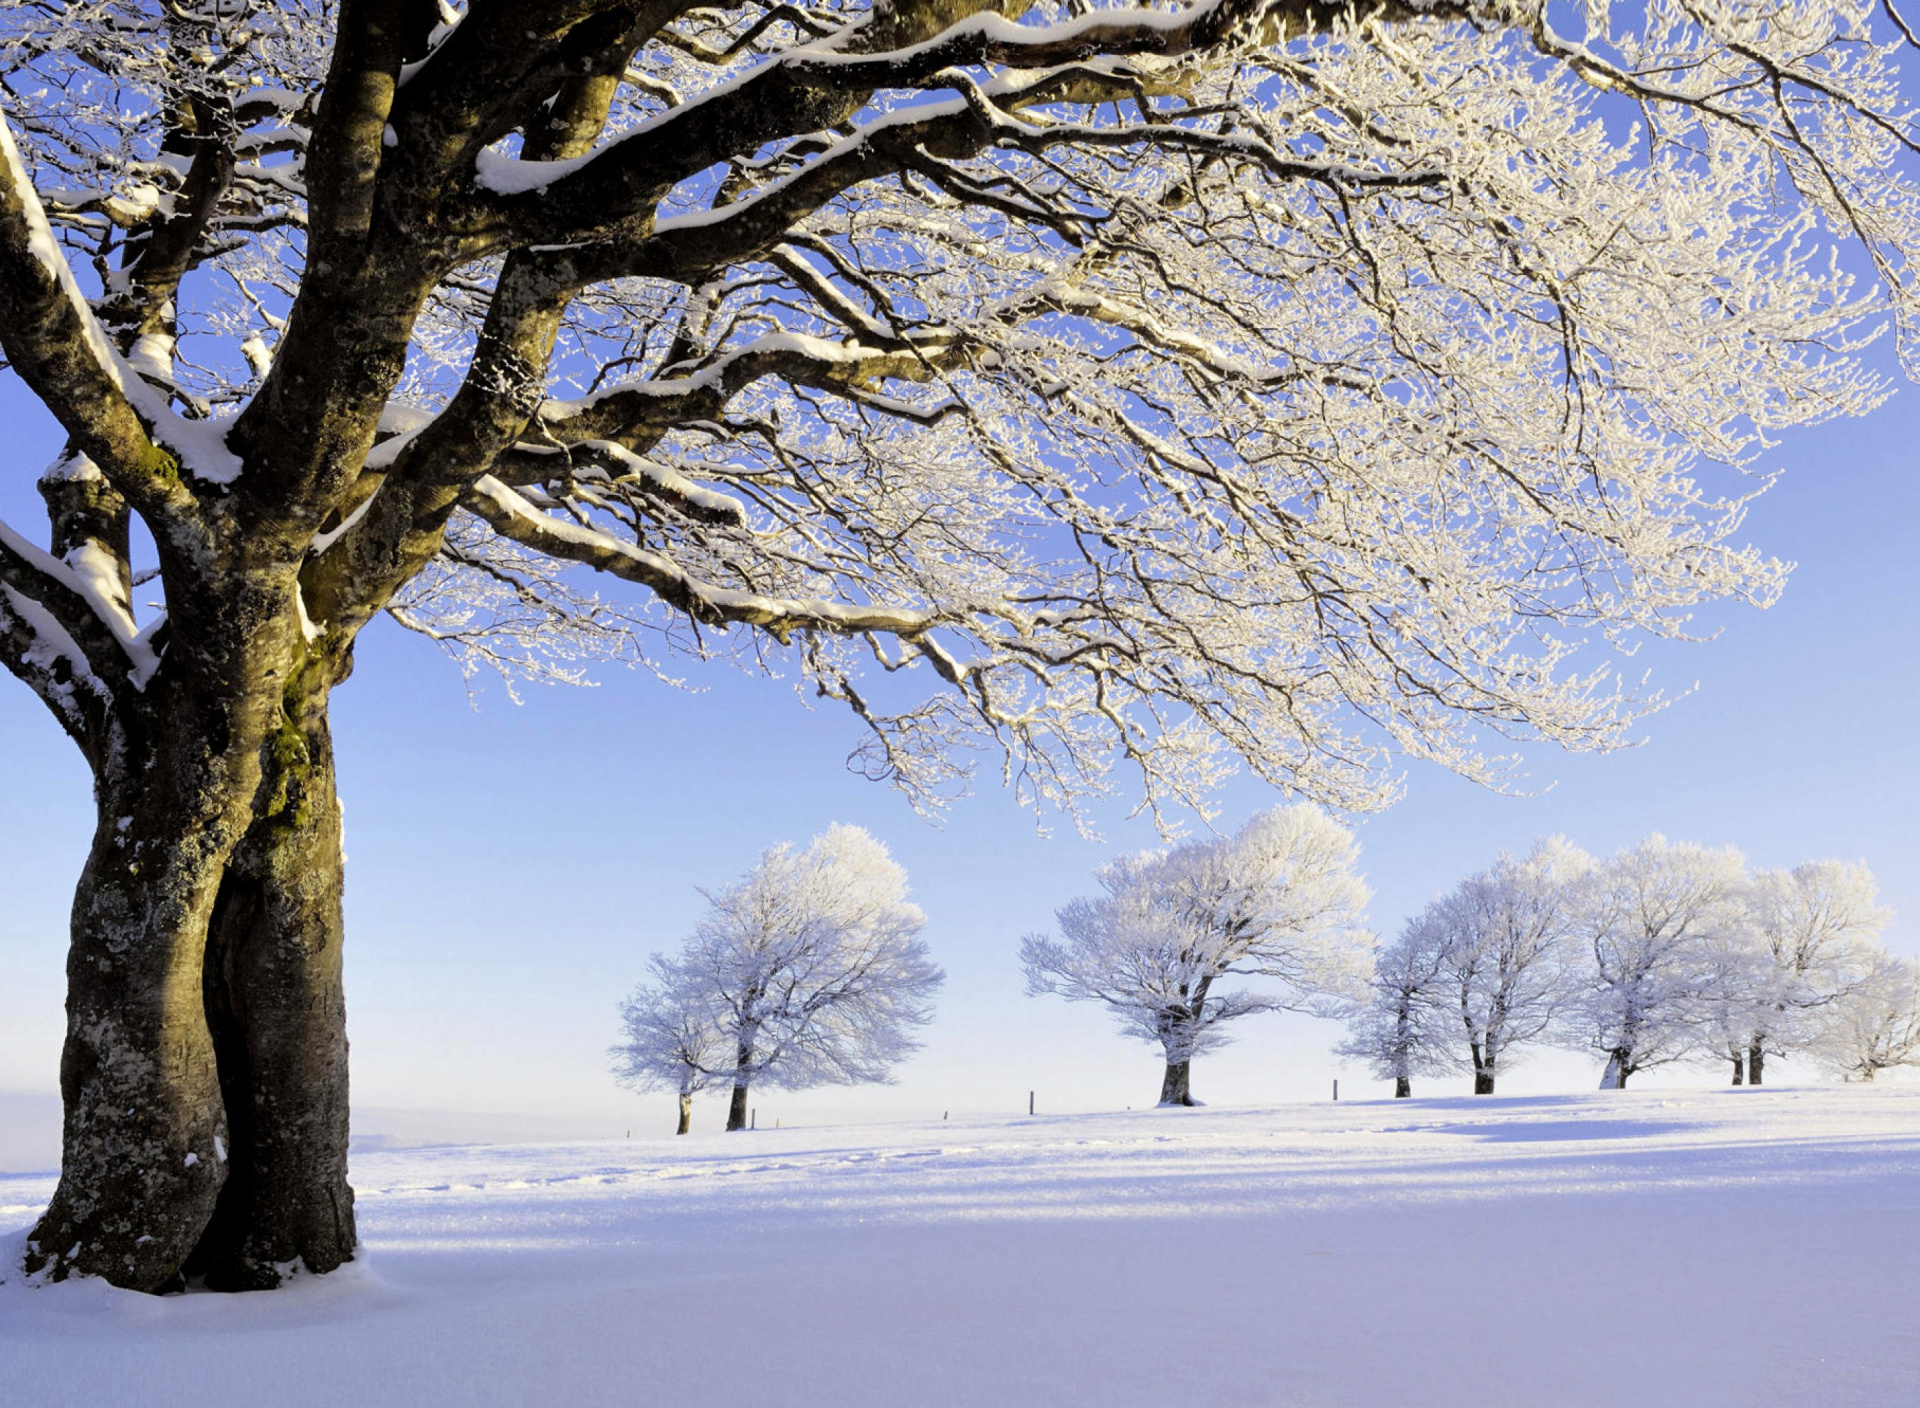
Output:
[{"xmin": 4, "ymin": 1086, "xmax": 1918, "ymax": 1406}]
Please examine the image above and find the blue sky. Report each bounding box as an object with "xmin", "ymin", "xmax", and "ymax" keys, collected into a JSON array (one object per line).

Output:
[{"xmin": 2, "ymin": 341, "xmax": 1917, "ymax": 1150}]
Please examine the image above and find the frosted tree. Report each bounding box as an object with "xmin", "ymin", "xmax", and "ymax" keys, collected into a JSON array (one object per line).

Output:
[
  {"xmin": 1736, "ymin": 861, "xmax": 1891, "ymax": 1084},
  {"xmin": 1024, "ymin": 806, "xmax": 1371, "ymax": 1106},
  {"xmin": 612, "ymin": 956, "xmax": 729, "ymax": 1134},
  {"xmin": 1813, "ymin": 953, "xmax": 1920, "ymax": 1083},
  {"xmin": 1565, "ymin": 836, "xmax": 1750, "ymax": 1089},
  {"xmin": 678, "ymin": 825, "xmax": 941, "ymax": 1130},
  {"xmin": 1337, "ymin": 907, "xmax": 1452, "ymax": 1098},
  {"xmin": 8, "ymin": 1, "xmax": 1920, "ymax": 1290},
  {"xmin": 1432, "ymin": 838, "xmax": 1591, "ymax": 1094}
]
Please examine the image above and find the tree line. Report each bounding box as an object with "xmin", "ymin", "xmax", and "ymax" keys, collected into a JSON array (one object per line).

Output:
[
  {"xmin": 1342, "ymin": 835, "xmax": 1919, "ymax": 1097},
  {"xmin": 618, "ymin": 810, "xmax": 1920, "ymax": 1129}
]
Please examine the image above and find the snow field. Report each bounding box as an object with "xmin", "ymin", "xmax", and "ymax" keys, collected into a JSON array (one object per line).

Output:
[{"xmin": 3, "ymin": 1086, "xmax": 1917, "ymax": 1407}]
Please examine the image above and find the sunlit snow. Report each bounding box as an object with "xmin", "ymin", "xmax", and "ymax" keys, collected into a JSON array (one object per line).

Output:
[{"xmin": 3, "ymin": 1086, "xmax": 1916, "ymax": 1406}]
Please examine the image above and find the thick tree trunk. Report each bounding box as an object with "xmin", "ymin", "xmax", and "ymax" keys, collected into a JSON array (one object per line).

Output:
[
  {"xmin": 1600, "ymin": 1051, "xmax": 1630, "ymax": 1089},
  {"xmin": 1747, "ymin": 1042, "xmax": 1765, "ymax": 1086},
  {"xmin": 24, "ymin": 587, "xmax": 353, "ymax": 1293},
  {"xmin": 1394, "ymin": 1074, "xmax": 1411, "ymax": 1098},
  {"xmin": 1729, "ymin": 1050, "xmax": 1745, "ymax": 1085},
  {"xmin": 186, "ymin": 689, "xmax": 354, "ymax": 1290},
  {"xmin": 726, "ymin": 1082, "xmax": 750, "ymax": 1131},
  {"xmin": 1158, "ymin": 1059, "xmax": 1195, "ymax": 1107},
  {"xmin": 676, "ymin": 1093, "xmax": 693, "ymax": 1136},
  {"xmin": 1473, "ymin": 1069, "xmax": 1495, "ymax": 1095},
  {"xmin": 25, "ymin": 800, "xmax": 231, "ymax": 1292},
  {"xmin": 25, "ymin": 678, "xmax": 278, "ymax": 1290}
]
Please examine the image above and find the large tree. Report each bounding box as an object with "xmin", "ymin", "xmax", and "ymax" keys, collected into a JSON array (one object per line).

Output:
[{"xmin": 3, "ymin": 0, "xmax": 1918, "ymax": 1291}]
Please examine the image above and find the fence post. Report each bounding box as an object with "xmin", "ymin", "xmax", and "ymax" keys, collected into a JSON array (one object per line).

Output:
[
  {"xmin": 1029, "ymin": 1090, "xmax": 1035, "ymax": 1116},
  {"xmin": 1333, "ymin": 1079, "xmax": 1339, "ymax": 1102}
]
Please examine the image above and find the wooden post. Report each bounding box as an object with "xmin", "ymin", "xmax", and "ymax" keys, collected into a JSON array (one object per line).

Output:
[
  {"xmin": 1029, "ymin": 1090, "xmax": 1035, "ymax": 1116},
  {"xmin": 750, "ymin": 1108, "xmax": 756, "ymax": 1130},
  {"xmin": 1333, "ymin": 1079, "xmax": 1339, "ymax": 1102}
]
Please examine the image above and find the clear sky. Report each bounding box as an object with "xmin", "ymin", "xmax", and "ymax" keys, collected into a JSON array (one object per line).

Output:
[{"xmin": 2, "ymin": 340, "xmax": 1916, "ymax": 1150}]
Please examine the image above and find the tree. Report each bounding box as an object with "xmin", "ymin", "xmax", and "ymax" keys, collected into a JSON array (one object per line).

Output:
[
  {"xmin": 1738, "ymin": 861, "xmax": 1890, "ymax": 1084},
  {"xmin": 612, "ymin": 956, "xmax": 728, "ymax": 1134},
  {"xmin": 1024, "ymin": 805, "xmax": 1371, "ymax": 1105},
  {"xmin": 676, "ymin": 825, "xmax": 941, "ymax": 1130},
  {"xmin": 1812, "ymin": 952, "xmax": 1920, "ymax": 1083},
  {"xmin": 6, "ymin": 1, "xmax": 1920, "ymax": 1290},
  {"xmin": 1432, "ymin": 839, "xmax": 1590, "ymax": 1095},
  {"xmin": 1563, "ymin": 836, "xmax": 1749, "ymax": 1088},
  {"xmin": 1337, "ymin": 907, "xmax": 1452, "ymax": 1098}
]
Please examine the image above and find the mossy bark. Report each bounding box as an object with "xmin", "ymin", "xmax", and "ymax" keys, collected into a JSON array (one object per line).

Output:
[
  {"xmin": 26, "ymin": 592, "xmax": 356, "ymax": 1293},
  {"xmin": 186, "ymin": 680, "xmax": 354, "ymax": 1289}
]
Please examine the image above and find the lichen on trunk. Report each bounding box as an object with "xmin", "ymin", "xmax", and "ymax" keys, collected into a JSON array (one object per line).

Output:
[{"xmin": 187, "ymin": 678, "xmax": 354, "ymax": 1289}]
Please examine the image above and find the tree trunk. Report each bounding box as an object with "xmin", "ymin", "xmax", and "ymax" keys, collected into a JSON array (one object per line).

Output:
[
  {"xmin": 25, "ymin": 799, "xmax": 231, "ymax": 1292},
  {"xmin": 726, "ymin": 1082, "xmax": 750, "ymax": 1131},
  {"xmin": 1394, "ymin": 1074, "xmax": 1411, "ymax": 1099},
  {"xmin": 1473, "ymin": 1069, "xmax": 1495, "ymax": 1095},
  {"xmin": 1158, "ymin": 1059, "xmax": 1195, "ymax": 1107},
  {"xmin": 676, "ymin": 1092, "xmax": 693, "ymax": 1136},
  {"xmin": 1600, "ymin": 1051, "xmax": 1629, "ymax": 1089},
  {"xmin": 25, "ymin": 677, "xmax": 279, "ymax": 1290},
  {"xmin": 25, "ymin": 593, "xmax": 354, "ymax": 1293},
  {"xmin": 185, "ymin": 689, "xmax": 354, "ymax": 1290},
  {"xmin": 1729, "ymin": 1049, "xmax": 1745, "ymax": 1085},
  {"xmin": 1747, "ymin": 1042, "xmax": 1765, "ymax": 1086}
]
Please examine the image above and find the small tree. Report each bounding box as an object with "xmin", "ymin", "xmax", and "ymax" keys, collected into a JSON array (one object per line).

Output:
[
  {"xmin": 1024, "ymin": 806, "xmax": 1372, "ymax": 1106},
  {"xmin": 612, "ymin": 957, "xmax": 727, "ymax": 1135},
  {"xmin": 1739, "ymin": 861, "xmax": 1890, "ymax": 1084},
  {"xmin": 1813, "ymin": 953, "xmax": 1920, "ymax": 1083},
  {"xmin": 1434, "ymin": 839, "xmax": 1591, "ymax": 1095},
  {"xmin": 1338, "ymin": 909, "xmax": 1453, "ymax": 1098},
  {"xmin": 680, "ymin": 825, "xmax": 942, "ymax": 1131},
  {"xmin": 1565, "ymin": 836, "xmax": 1749, "ymax": 1088}
]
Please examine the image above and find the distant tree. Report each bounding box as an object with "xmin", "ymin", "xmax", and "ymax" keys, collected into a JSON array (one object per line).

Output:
[
  {"xmin": 1738, "ymin": 862, "xmax": 1890, "ymax": 1085},
  {"xmin": 1337, "ymin": 909, "xmax": 1452, "ymax": 1098},
  {"xmin": 679, "ymin": 825, "xmax": 942, "ymax": 1130},
  {"xmin": 1812, "ymin": 953, "xmax": 1920, "ymax": 1083},
  {"xmin": 1024, "ymin": 806, "xmax": 1371, "ymax": 1106},
  {"xmin": 1433, "ymin": 839, "xmax": 1591, "ymax": 1095},
  {"xmin": 612, "ymin": 957, "xmax": 728, "ymax": 1135},
  {"xmin": 1565, "ymin": 836, "xmax": 1749, "ymax": 1089}
]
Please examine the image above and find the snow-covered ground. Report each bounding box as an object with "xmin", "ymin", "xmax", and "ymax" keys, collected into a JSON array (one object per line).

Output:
[{"xmin": 3, "ymin": 1086, "xmax": 1916, "ymax": 1406}]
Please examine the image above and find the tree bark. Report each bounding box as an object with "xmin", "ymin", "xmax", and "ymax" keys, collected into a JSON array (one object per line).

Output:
[
  {"xmin": 25, "ymin": 798, "xmax": 230, "ymax": 1291},
  {"xmin": 25, "ymin": 671, "xmax": 280, "ymax": 1290},
  {"xmin": 726, "ymin": 1082, "xmax": 750, "ymax": 1131},
  {"xmin": 1729, "ymin": 1049, "xmax": 1745, "ymax": 1085},
  {"xmin": 1473, "ymin": 1068, "xmax": 1495, "ymax": 1095},
  {"xmin": 676, "ymin": 1092, "xmax": 693, "ymax": 1136},
  {"xmin": 185, "ymin": 685, "xmax": 354, "ymax": 1290},
  {"xmin": 1158, "ymin": 1059, "xmax": 1195, "ymax": 1107},
  {"xmin": 1746, "ymin": 1042, "xmax": 1765, "ymax": 1086},
  {"xmin": 1600, "ymin": 1051, "xmax": 1630, "ymax": 1089},
  {"xmin": 1394, "ymin": 1074, "xmax": 1411, "ymax": 1098}
]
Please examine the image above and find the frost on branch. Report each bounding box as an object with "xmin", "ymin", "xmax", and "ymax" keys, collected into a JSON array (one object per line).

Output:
[
  {"xmin": 11, "ymin": 0, "xmax": 1920, "ymax": 825},
  {"xmin": 1023, "ymin": 805, "xmax": 1372, "ymax": 1106}
]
